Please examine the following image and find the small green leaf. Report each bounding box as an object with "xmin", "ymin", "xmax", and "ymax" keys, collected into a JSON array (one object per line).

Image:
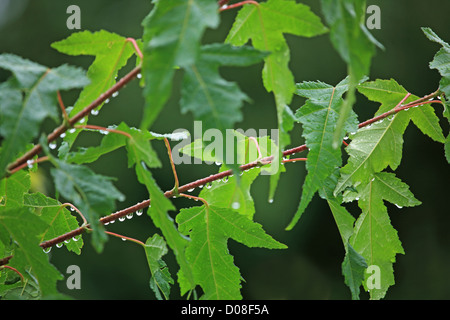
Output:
[
  {"xmin": 144, "ymin": 234, "xmax": 174, "ymax": 300},
  {"xmin": 341, "ymin": 243, "xmax": 367, "ymax": 300}
]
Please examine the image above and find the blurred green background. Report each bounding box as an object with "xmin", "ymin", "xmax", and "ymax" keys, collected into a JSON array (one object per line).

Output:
[{"xmin": 0, "ymin": 0, "xmax": 449, "ymax": 299}]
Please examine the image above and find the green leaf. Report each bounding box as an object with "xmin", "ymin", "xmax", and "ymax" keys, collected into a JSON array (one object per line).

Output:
[
  {"xmin": 357, "ymin": 79, "xmax": 445, "ymax": 143},
  {"xmin": 286, "ymin": 78, "xmax": 358, "ymax": 230},
  {"xmin": 320, "ymin": 0, "xmax": 380, "ymax": 147},
  {"xmin": 50, "ymin": 160, "xmax": 124, "ymax": 253},
  {"xmin": 24, "ymin": 192, "xmax": 83, "ymax": 254},
  {"xmin": 176, "ymin": 205, "xmax": 286, "ymax": 299},
  {"xmin": 0, "ymin": 54, "xmax": 89, "ymax": 177},
  {"xmin": 181, "ymin": 44, "xmax": 267, "ymax": 133},
  {"xmin": 226, "ymin": 0, "xmax": 327, "ymax": 198},
  {"xmin": 144, "ymin": 234, "xmax": 174, "ymax": 300},
  {"xmin": 51, "ymin": 30, "xmax": 135, "ymax": 151},
  {"xmin": 141, "ymin": 0, "xmax": 219, "ymax": 129},
  {"xmin": 349, "ymin": 172, "xmax": 421, "ymax": 299},
  {"xmin": 422, "ymin": 27, "xmax": 450, "ymax": 98},
  {"xmin": 0, "ymin": 207, "xmax": 62, "ymax": 298}
]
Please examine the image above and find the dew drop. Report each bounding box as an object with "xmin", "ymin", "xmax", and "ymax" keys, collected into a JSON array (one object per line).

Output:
[
  {"xmin": 137, "ymin": 73, "xmax": 142, "ymax": 79},
  {"xmin": 79, "ymin": 118, "xmax": 86, "ymax": 124},
  {"xmin": 27, "ymin": 160, "xmax": 34, "ymax": 169},
  {"xmin": 104, "ymin": 221, "xmax": 109, "ymax": 226},
  {"xmin": 343, "ymin": 136, "xmax": 349, "ymax": 140},
  {"xmin": 119, "ymin": 216, "xmax": 126, "ymax": 222},
  {"xmin": 198, "ymin": 184, "xmax": 204, "ymax": 189},
  {"xmin": 91, "ymin": 109, "xmax": 99, "ymax": 116},
  {"xmin": 222, "ymin": 177, "xmax": 228, "ymax": 183},
  {"xmin": 49, "ymin": 142, "xmax": 57, "ymax": 150},
  {"xmin": 121, "ymin": 238, "xmax": 126, "ymax": 241},
  {"xmin": 69, "ymin": 128, "xmax": 76, "ymax": 134},
  {"xmin": 205, "ymin": 183, "xmax": 212, "ymax": 189},
  {"xmin": 187, "ymin": 188, "xmax": 195, "ymax": 193},
  {"xmin": 268, "ymin": 198, "xmax": 274, "ymax": 204},
  {"xmin": 60, "ymin": 132, "xmax": 66, "ymax": 138},
  {"xmin": 43, "ymin": 247, "xmax": 51, "ymax": 253},
  {"xmin": 56, "ymin": 243, "xmax": 63, "ymax": 248},
  {"xmin": 231, "ymin": 202, "xmax": 240, "ymax": 210},
  {"xmin": 136, "ymin": 210, "xmax": 143, "ymax": 216},
  {"xmin": 126, "ymin": 213, "xmax": 133, "ymax": 219},
  {"xmin": 112, "ymin": 91, "xmax": 119, "ymax": 98},
  {"xmin": 109, "ymin": 220, "xmax": 115, "ymax": 224},
  {"xmin": 215, "ymin": 161, "xmax": 222, "ymax": 166},
  {"xmin": 395, "ymin": 204, "xmax": 403, "ymax": 209},
  {"xmin": 72, "ymin": 236, "xmax": 80, "ymax": 242},
  {"xmin": 105, "ymin": 98, "xmax": 110, "ymax": 104},
  {"xmin": 64, "ymin": 239, "xmax": 70, "ymax": 244}
]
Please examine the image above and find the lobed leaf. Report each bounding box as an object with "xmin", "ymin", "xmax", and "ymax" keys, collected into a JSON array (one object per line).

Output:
[
  {"xmin": 51, "ymin": 30, "xmax": 136, "ymax": 152},
  {"xmin": 176, "ymin": 205, "xmax": 286, "ymax": 299}
]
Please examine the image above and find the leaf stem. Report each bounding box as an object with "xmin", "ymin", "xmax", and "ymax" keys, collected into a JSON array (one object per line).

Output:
[
  {"xmin": 105, "ymin": 231, "xmax": 145, "ymax": 247},
  {"xmin": 164, "ymin": 138, "xmax": 180, "ymax": 195},
  {"xmin": 74, "ymin": 124, "xmax": 132, "ymax": 139},
  {"xmin": 219, "ymin": 0, "xmax": 259, "ymax": 11}
]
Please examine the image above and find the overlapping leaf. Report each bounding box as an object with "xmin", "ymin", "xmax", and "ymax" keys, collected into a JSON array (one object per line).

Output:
[
  {"xmin": 0, "ymin": 54, "xmax": 89, "ymax": 177},
  {"xmin": 141, "ymin": 0, "xmax": 219, "ymax": 130},
  {"xmin": 144, "ymin": 234, "xmax": 174, "ymax": 300},
  {"xmin": 176, "ymin": 205, "xmax": 286, "ymax": 299},
  {"xmin": 286, "ymin": 78, "xmax": 358, "ymax": 230}
]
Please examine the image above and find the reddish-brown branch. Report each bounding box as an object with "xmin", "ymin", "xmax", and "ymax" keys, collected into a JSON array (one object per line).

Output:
[{"xmin": 6, "ymin": 66, "xmax": 142, "ymax": 175}]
